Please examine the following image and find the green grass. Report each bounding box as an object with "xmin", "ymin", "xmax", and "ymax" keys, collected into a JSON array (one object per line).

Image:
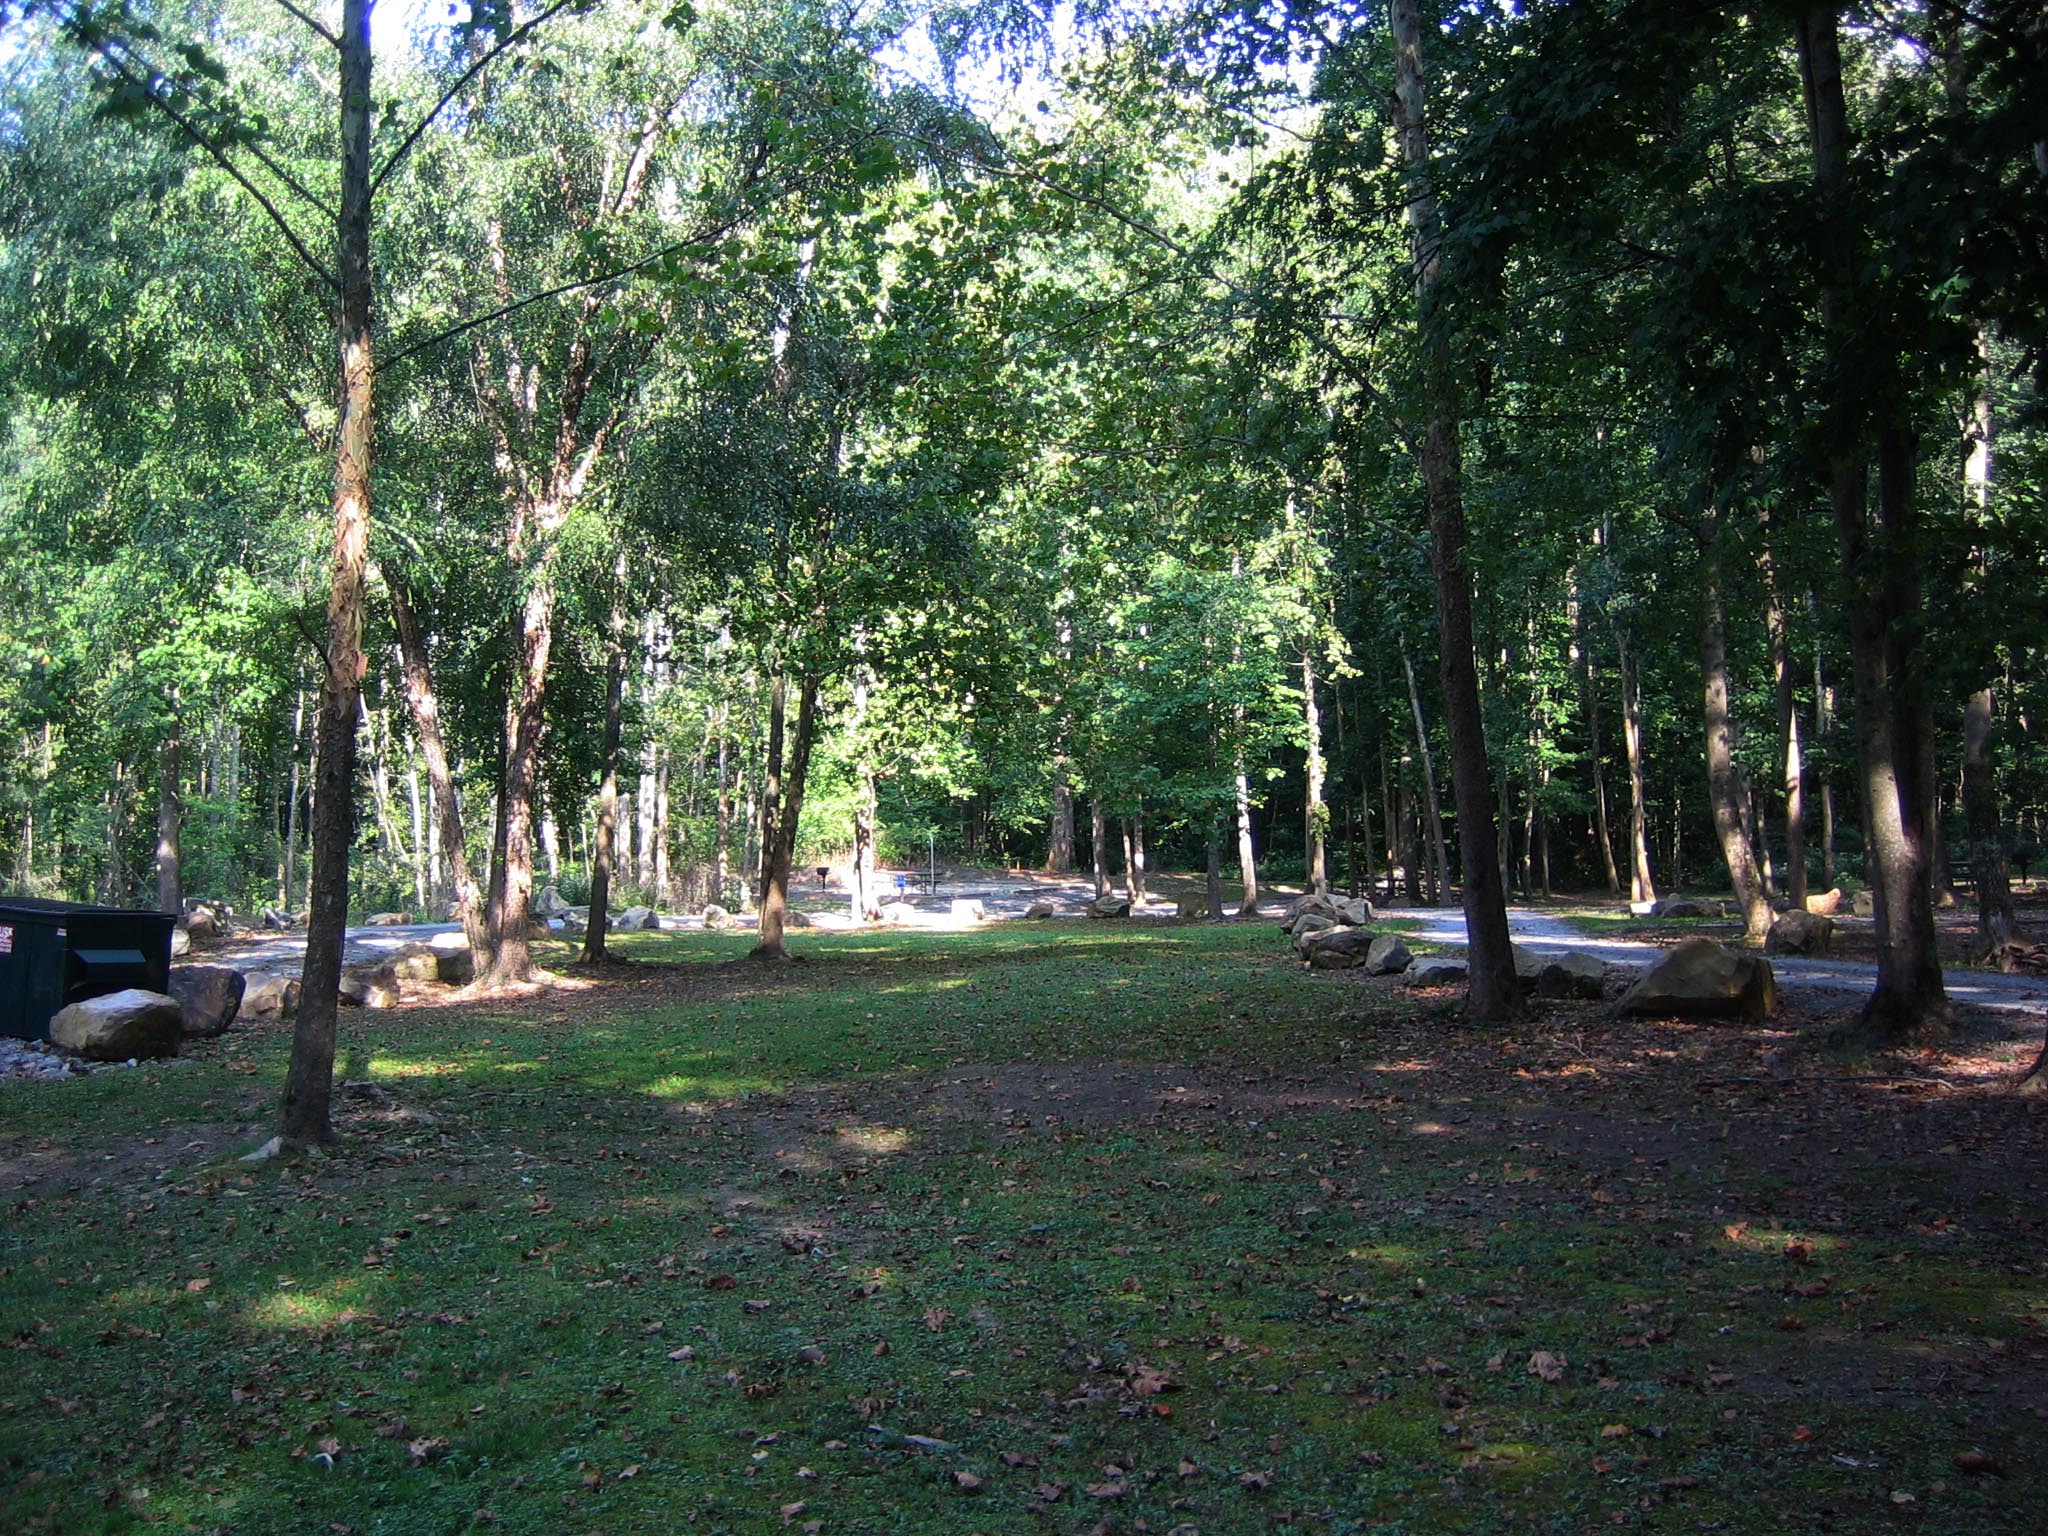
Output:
[{"xmin": 2, "ymin": 921, "xmax": 2041, "ymax": 1534}]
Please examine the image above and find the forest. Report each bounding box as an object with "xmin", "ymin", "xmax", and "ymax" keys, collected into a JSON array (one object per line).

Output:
[
  {"xmin": 6, "ymin": 0, "xmax": 2042, "ymax": 1118},
  {"xmin": 4, "ymin": 4, "xmax": 2048, "ymax": 1531}
]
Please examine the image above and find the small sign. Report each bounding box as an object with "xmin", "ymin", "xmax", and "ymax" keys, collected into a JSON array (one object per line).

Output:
[{"xmin": 0, "ymin": 924, "xmax": 11, "ymax": 954}]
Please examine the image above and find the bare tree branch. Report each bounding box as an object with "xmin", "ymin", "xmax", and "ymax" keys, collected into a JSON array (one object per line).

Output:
[
  {"xmin": 77, "ymin": 37, "xmax": 338, "ymax": 289},
  {"xmin": 273, "ymin": 0, "xmax": 339, "ymax": 46},
  {"xmin": 370, "ymin": 0, "xmax": 584, "ymax": 196}
]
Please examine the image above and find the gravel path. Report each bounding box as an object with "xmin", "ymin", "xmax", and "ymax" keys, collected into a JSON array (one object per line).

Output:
[{"xmin": 1397, "ymin": 903, "xmax": 2048, "ymax": 1018}]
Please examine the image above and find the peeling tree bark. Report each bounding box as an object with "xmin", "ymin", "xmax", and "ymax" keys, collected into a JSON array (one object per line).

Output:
[{"xmin": 281, "ymin": 0, "xmax": 373, "ymax": 1149}]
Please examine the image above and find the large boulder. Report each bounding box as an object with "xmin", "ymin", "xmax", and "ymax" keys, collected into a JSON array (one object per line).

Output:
[
  {"xmin": 426, "ymin": 932, "xmax": 475, "ymax": 985},
  {"xmin": 169, "ymin": 925, "xmax": 192, "ymax": 958},
  {"xmin": 533, "ymin": 885, "xmax": 571, "ymax": 917},
  {"xmin": 1280, "ymin": 894, "xmax": 1342, "ymax": 933},
  {"xmin": 364, "ymin": 911, "xmax": 409, "ymax": 927},
  {"xmin": 1651, "ymin": 897, "xmax": 1708, "ymax": 919},
  {"xmin": 1334, "ymin": 896, "xmax": 1375, "ymax": 926},
  {"xmin": 242, "ymin": 972, "xmax": 302, "ymax": 1018},
  {"xmin": 387, "ymin": 943, "xmax": 443, "ymax": 983},
  {"xmin": 951, "ymin": 898, "xmax": 988, "ymax": 923},
  {"xmin": 338, "ymin": 959, "xmax": 400, "ymax": 1009},
  {"xmin": 615, "ymin": 906, "xmax": 657, "ymax": 932},
  {"xmin": 1024, "ymin": 901, "xmax": 1056, "ymax": 920},
  {"xmin": 1365, "ymin": 935, "xmax": 1412, "ymax": 974},
  {"xmin": 1766, "ymin": 909, "xmax": 1835, "ymax": 957},
  {"xmin": 1304, "ymin": 926, "xmax": 1377, "ymax": 969},
  {"xmin": 702, "ymin": 903, "xmax": 733, "ymax": 931},
  {"xmin": 1851, "ymin": 889, "xmax": 1875, "ymax": 918},
  {"xmin": 1617, "ymin": 937, "xmax": 1776, "ymax": 1023},
  {"xmin": 1514, "ymin": 946, "xmax": 1607, "ymax": 1000},
  {"xmin": 1627, "ymin": 899, "xmax": 1658, "ymax": 917},
  {"xmin": 1289, "ymin": 912, "xmax": 1339, "ymax": 954},
  {"xmin": 878, "ymin": 900, "xmax": 920, "ymax": 924},
  {"xmin": 166, "ymin": 965, "xmax": 245, "ymax": 1038},
  {"xmin": 49, "ymin": 989, "xmax": 182, "ymax": 1060},
  {"xmin": 1804, "ymin": 888, "xmax": 1844, "ymax": 916},
  {"xmin": 785, "ymin": 909, "xmax": 816, "ymax": 929},
  {"xmin": 1087, "ymin": 895, "xmax": 1132, "ymax": 920},
  {"xmin": 1404, "ymin": 955, "xmax": 1469, "ymax": 987},
  {"xmin": 181, "ymin": 907, "xmax": 218, "ymax": 944}
]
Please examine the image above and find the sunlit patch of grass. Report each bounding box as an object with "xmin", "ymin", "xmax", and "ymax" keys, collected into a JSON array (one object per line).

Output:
[
  {"xmin": 365, "ymin": 1052, "xmax": 492, "ymax": 1080},
  {"xmin": 245, "ymin": 1279, "xmax": 374, "ymax": 1330}
]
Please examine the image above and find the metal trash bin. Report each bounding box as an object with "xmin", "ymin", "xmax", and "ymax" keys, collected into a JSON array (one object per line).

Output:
[{"xmin": 0, "ymin": 898, "xmax": 176, "ymax": 1041}]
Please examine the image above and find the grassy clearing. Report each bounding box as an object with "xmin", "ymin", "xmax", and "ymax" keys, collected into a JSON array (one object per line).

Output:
[{"xmin": 3, "ymin": 920, "xmax": 2044, "ymax": 1534}]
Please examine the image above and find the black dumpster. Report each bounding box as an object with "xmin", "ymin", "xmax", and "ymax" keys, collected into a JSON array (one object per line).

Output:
[{"xmin": 0, "ymin": 898, "xmax": 176, "ymax": 1041}]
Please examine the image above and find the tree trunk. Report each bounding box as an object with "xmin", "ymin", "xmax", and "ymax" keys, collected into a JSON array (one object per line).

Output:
[
  {"xmin": 1392, "ymin": 0, "xmax": 1516, "ymax": 1018},
  {"xmin": 1131, "ymin": 802, "xmax": 1147, "ymax": 901},
  {"xmin": 1046, "ymin": 759, "xmax": 1075, "ymax": 873},
  {"xmin": 714, "ymin": 711, "xmax": 732, "ymax": 907},
  {"xmin": 1380, "ymin": 742, "xmax": 1399, "ymax": 900},
  {"xmin": 1797, "ymin": 7, "xmax": 1948, "ymax": 1040},
  {"xmin": 282, "ymin": 691, "xmax": 305, "ymax": 909},
  {"xmin": 1234, "ymin": 771, "xmax": 1260, "ymax": 915},
  {"xmin": 1585, "ymin": 651, "xmax": 1621, "ymax": 895},
  {"xmin": 389, "ymin": 570, "xmax": 490, "ymax": 965},
  {"xmin": 1399, "ymin": 642, "xmax": 1451, "ymax": 908},
  {"xmin": 751, "ymin": 673, "xmax": 819, "ymax": 961},
  {"xmin": 1810, "ymin": 597, "xmax": 1837, "ymax": 885},
  {"xmin": 1357, "ymin": 727, "xmax": 1377, "ymax": 900},
  {"xmin": 1963, "ymin": 688, "xmax": 2013, "ymax": 957},
  {"xmin": 1206, "ymin": 818, "xmax": 1224, "ymax": 919},
  {"xmin": 1763, "ymin": 542, "xmax": 1808, "ymax": 909},
  {"xmin": 1700, "ymin": 528, "xmax": 1772, "ymax": 941},
  {"xmin": 757, "ymin": 672, "xmax": 786, "ymax": 909},
  {"xmin": 1091, "ymin": 798, "xmax": 1110, "ymax": 900},
  {"xmin": 155, "ymin": 689, "xmax": 181, "ymax": 915},
  {"xmin": 1121, "ymin": 816, "xmax": 1139, "ymax": 903},
  {"xmin": 581, "ymin": 580, "xmax": 629, "ymax": 964},
  {"xmin": 479, "ymin": 554, "xmax": 558, "ymax": 987},
  {"xmin": 281, "ymin": 0, "xmax": 372, "ymax": 1149},
  {"xmin": 1618, "ymin": 631, "xmax": 1656, "ymax": 903},
  {"xmin": 852, "ymin": 770, "xmax": 877, "ymax": 922},
  {"xmin": 1302, "ymin": 651, "xmax": 1328, "ymax": 895}
]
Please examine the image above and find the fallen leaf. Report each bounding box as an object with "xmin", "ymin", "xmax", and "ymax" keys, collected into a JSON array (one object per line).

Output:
[
  {"xmin": 1127, "ymin": 1363, "xmax": 1177, "ymax": 1396},
  {"xmin": 1954, "ymin": 1450, "xmax": 2001, "ymax": 1474},
  {"xmin": 704, "ymin": 1275, "xmax": 737, "ymax": 1291},
  {"xmin": 953, "ymin": 1471, "xmax": 983, "ymax": 1493},
  {"xmin": 1527, "ymin": 1351, "xmax": 1566, "ymax": 1383},
  {"xmin": 185, "ymin": 1278, "xmax": 211, "ymax": 1294},
  {"xmin": 1600, "ymin": 1424, "xmax": 1630, "ymax": 1439},
  {"xmin": 1239, "ymin": 1469, "xmax": 1273, "ymax": 1491}
]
